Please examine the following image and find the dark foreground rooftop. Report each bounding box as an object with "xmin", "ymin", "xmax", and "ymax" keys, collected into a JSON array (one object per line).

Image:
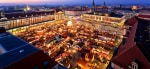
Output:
[
  {"xmin": 0, "ymin": 32, "xmax": 39, "ymax": 68},
  {"xmin": 111, "ymin": 17, "xmax": 150, "ymax": 69},
  {"xmin": 135, "ymin": 18, "xmax": 150, "ymax": 62}
]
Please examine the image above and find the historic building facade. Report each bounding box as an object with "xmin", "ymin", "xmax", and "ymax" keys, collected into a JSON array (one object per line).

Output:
[
  {"xmin": 81, "ymin": 13, "xmax": 126, "ymax": 28},
  {"xmin": 0, "ymin": 11, "xmax": 55, "ymax": 30}
]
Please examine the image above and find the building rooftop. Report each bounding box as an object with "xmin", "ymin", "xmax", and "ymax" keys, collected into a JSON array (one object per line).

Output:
[
  {"xmin": 53, "ymin": 64, "xmax": 68, "ymax": 69},
  {"xmin": 138, "ymin": 14, "xmax": 150, "ymax": 19},
  {"xmin": 135, "ymin": 17, "xmax": 150, "ymax": 62},
  {"xmin": 4, "ymin": 10, "xmax": 24, "ymax": 14},
  {"xmin": 0, "ymin": 11, "xmax": 55, "ymax": 22},
  {"xmin": 0, "ymin": 32, "xmax": 39, "ymax": 68},
  {"xmin": 126, "ymin": 17, "xmax": 137, "ymax": 25},
  {"xmin": 111, "ymin": 17, "xmax": 150, "ymax": 69},
  {"xmin": 86, "ymin": 12, "xmax": 124, "ymax": 18},
  {"xmin": 65, "ymin": 8, "xmax": 90, "ymax": 11},
  {"xmin": 4, "ymin": 11, "xmax": 54, "ymax": 20},
  {"xmin": 110, "ymin": 13, "xmax": 124, "ymax": 18}
]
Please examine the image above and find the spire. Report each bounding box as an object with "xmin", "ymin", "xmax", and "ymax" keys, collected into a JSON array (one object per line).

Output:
[
  {"xmin": 92, "ymin": 0, "xmax": 96, "ymax": 11},
  {"xmin": 103, "ymin": 0, "xmax": 108, "ymax": 9},
  {"xmin": 92, "ymin": 0, "xmax": 95, "ymax": 7},
  {"xmin": 104, "ymin": 0, "xmax": 106, "ymax": 6}
]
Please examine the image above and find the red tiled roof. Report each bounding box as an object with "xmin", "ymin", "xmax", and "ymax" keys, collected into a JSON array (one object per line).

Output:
[
  {"xmin": 126, "ymin": 17, "xmax": 138, "ymax": 25},
  {"xmin": 112, "ymin": 46, "xmax": 150, "ymax": 69},
  {"xmin": 138, "ymin": 14, "xmax": 150, "ymax": 19},
  {"xmin": 112, "ymin": 17, "xmax": 150, "ymax": 69},
  {"xmin": 117, "ymin": 17, "xmax": 138, "ymax": 55}
]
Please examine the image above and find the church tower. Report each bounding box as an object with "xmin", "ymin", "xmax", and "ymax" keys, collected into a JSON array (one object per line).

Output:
[
  {"xmin": 104, "ymin": 0, "xmax": 106, "ymax": 7},
  {"xmin": 92, "ymin": 0, "xmax": 95, "ymax": 7},
  {"xmin": 103, "ymin": 0, "xmax": 107, "ymax": 9},
  {"xmin": 92, "ymin": 0, "xmax": 96, "ymax": 11}
]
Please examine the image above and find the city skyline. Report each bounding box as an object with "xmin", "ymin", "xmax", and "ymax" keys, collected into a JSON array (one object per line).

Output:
[
  {"xmin": 0, "ymin": 0, "xmax": 150, "ymax": 5},
  {"xmin": 0, "ymin": 0, "xmax": 150, "ymax": 69}
]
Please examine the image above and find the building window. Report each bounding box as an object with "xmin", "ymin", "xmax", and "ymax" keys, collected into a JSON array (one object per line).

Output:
[
  {"xmin": 128, "ymin": 65, "xmax": 132, "ymax": 69},
  {"xmin": 131, "ymin": 62, "xmax": 138, "ymax": 69},
  {"xmin": 34, "ymin": 67, "xmax": 39, "ymax": 69},
  {"xmin": 120, "ymin": 67, "xmax": 123, "ymax": 69},
  {"xmin": 43, "ymin": 61, "xmax": 49, "ymax": 69},
  {"xmin": 111, "ymin": 62, "xmax": 114, "ymax": 68}
]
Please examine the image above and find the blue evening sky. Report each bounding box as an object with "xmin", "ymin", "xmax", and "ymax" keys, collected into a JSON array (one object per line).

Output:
[{"xmin": 0, "ymin": 0, "xmax": 150, "ymax": 5}]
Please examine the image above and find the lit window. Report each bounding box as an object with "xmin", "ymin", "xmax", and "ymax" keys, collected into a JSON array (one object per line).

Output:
[
  {"xmin": 120, "ymin": 67, "xmax": 123, "ymax": 69},
  {"xmin": 34, "ymin": 67, "xmax": 38, "ymax": 69},
  {"xmin": 43, "ymin": 61, "xmax": 49, "ymax": 68},
  {"xmin": 132, "ymin": 62, "xmax": 138, "ymax": 69}
]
